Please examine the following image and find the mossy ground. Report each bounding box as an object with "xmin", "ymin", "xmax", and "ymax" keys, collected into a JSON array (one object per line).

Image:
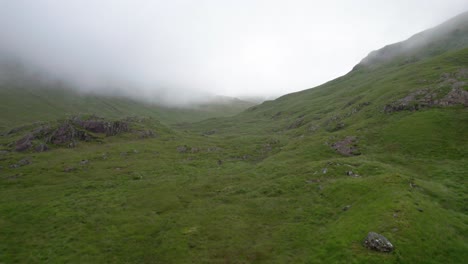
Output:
[{"xmin": 0, "ymin": 49, "xmax": 467, "ymax": 263}]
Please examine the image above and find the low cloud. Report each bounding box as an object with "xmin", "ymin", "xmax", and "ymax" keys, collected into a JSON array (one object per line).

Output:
[{"xmin": 1, "ymin": 0, "xmax": 467, "ymax": 106}]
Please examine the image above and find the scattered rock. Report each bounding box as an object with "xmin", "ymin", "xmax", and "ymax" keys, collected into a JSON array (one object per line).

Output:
[
  {"xmin": 18, "ymin": 159, "xmax": 31, "ymax": 166},
  {"xmin": 64, "ymin": 167, "xmax": 77, "ymax": 172},
  {"xmin": 191, "ymin": 147, "xmax": 200, "ymax": 153},
  {"xmin": 207, "ymin": 147, "xmax": 222, "ymax": 152},
  {"xmin": 80, "ymin": 160, "xmax": 89, "ymax": 165},
  {"xmin": 346, "ymin": 171, "xmax": 359, "ymax": 177},
  {"xmin": 331, "ymin": 136, "xmax": 360, "ymax": 156},
  {"xmin": 308, "ymin": 125, "xmax": 320, "ymax": 132},
  {"xmin": 202, "ymin": 130, "xmax": 217, "ymax": 136},
  {"xmin": 138, "ymin": 130, "xmax": 156, "ymax": 139},
  {"xmin": 342, "ymin": 205, "xmax": 352, "ymax": 211},
  {"xmin": 363, "ymin": 232, "xmax": 394, "ymax": 253},
  {"xmin": 322, "ymin": 168, "xmax": 328, "ymax": 174},
  {"xmin": 9, "ymin": 164, "xmax": 20, "ymax": 169},
  {"xmin": 34, "ymin": 144, "xmax": 49, "ymax": 152},
  {"xmin": 177, "ymin": 145, "xmax": 188, "ymax": 153},
  {"xmin": 15, "ymin": 134, "xmax": 34, "ymax": 152}
]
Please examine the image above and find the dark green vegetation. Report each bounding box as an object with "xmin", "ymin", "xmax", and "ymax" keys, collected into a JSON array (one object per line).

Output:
[{"xmin": 1, "ymin": 13, "xmax": 468, "ymax": 264}]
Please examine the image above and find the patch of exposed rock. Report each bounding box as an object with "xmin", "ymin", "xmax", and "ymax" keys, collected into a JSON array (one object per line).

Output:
[
  {"xmin": 363, "ymin": 232, "xmax": 394, "ymax": 253},
  {"xmin": 331, "ymin": 136, "xmax": 360, "ymax": 156},
  {"xmin": 73, "ymin": 118, "xmax": 129, "ymax": 136},
  {"xmin": 15, "ymin": 134, "xmax": 34, "ymax": 152},
  {"xmin": 11, "ymin": 116, "xmax": 133, "ymax": 152},
  {"xmin": 384, "ymin": 70, "xmax": 468, "ymax": 113}
]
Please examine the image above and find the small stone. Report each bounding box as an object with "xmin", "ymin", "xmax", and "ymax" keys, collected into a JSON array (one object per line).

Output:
[
  {"xmin": 64, "ymin": 167, "xmax": 77, "ymax": 172},
  {"xmin": 342, "ymin": 205, "xmax": 352, "ymax": 211},
  {"xmin": 80, "ymin": 160, "xmax": 89, "ymax": 165},
  {"xmin": 177, "ymin": 145, "xmax": 188, "ymax": 153},
  {"xmin": 18, "ymin": 159, "xmax": 31, "ymax": 166},
  {"xmin": 322, "ymin": 168, "xmax": 328, "ymax": 174},
  {"xmin": 363, "ymin": 232, "xmax": 394, "ymax": 252}
]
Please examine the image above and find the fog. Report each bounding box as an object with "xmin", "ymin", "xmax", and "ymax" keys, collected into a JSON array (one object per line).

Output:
[{"xmin": 0, "ymin": 0, "xmax": 467, "ymax": 106}]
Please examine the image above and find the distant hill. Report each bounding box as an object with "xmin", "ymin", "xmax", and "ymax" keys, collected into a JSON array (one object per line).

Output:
[{"xmin": 0, "ymin": 72, "xmax": 255, "ymax": 130}]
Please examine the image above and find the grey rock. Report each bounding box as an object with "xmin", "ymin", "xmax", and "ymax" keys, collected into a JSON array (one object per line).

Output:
[
  {"xmin": 331, "ymin": 136, "xmax": 360, "ymax": 156},
  {"xmin": 342, "ymin": 205, "xmax": 352, "ymax": 211},
  {"xmin": 64, "ymin": 167, "xmax": 77, "ymax": 172},
  {"xmin": 363, "ymin": 232, "xmax": 394, "ymax": 252},
  {"xmin": 177, "ymin": 145, "xmax": 188, "ymax": 153},
  {"xmin": 34, "ymin": 143, "xmax": 49, "ymax": 152},
  {"xmin": 15, "ymin": 134, "xmax": 34, "ymax": 152},
  {"xmin": 80, "ymin": 160, "xmax": 89, "ymax": 165},
  {"xmin": 18, "ymin": 159, "xmax": 31, "ymax": 166}
]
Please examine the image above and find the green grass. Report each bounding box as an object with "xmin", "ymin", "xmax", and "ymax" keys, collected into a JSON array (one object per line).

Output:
[
  {"xmin": 0, "ymin": 43, "xmax": 467, "ymax": 263},
  {"xmin": 0, "ymin": 85, "xmax": 254, "ymax": 130}
]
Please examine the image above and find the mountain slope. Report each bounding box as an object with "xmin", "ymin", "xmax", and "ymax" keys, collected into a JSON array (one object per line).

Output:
[
  {"xmin": 355, "ymin": 10, "xmax": 468, "ymax": 69},
  {"xmin": 0, "ymin": 12, "xmax": 467, "ymax": 264}
]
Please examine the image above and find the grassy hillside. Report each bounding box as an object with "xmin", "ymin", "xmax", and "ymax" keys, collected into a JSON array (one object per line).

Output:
[
  {"xmin": 0, "ymin": 14, "xmax": 467, "ymax": 264},
  {"xmin": 0, "ymin": 84, "xmax": 254, "ymax": 130}
]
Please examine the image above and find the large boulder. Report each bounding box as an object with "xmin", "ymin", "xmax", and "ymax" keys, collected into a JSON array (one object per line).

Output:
[{"xmin": 363, "ymin": 232, "xmax": 394, "ymax": 252}]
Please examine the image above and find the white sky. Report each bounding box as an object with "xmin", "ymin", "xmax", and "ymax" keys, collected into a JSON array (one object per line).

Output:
[{"xmin": 0, "ymin": 0, "xmax": 467, "ymax": 104}]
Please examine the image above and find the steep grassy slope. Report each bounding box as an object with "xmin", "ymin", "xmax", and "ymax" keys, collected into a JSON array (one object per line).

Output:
[
  {"xmin": 0, "ymin": 14, "xmax": 467, "ymax": 264},
  {"xmin": 0, "ymin": 83, "xmax": 254, "ymax": 130}
]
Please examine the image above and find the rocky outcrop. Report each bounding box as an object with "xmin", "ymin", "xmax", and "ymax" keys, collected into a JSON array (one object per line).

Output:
[
  {"xmin": 10, "ymin": 116, "xmax": 133, "ymax": 151},
  {"xmin": 363, "ymin": 232, "xmax": 394, "ymax": 252},
  {"xmin": 74, "ymin": 119, "xmax": 129, "ymax": 136},
  {"xmin": 15, "ymin": 134, "xmax": 34, "ymax": 152},
  {"xmin": 34, "ymin": 143, "xmax": 49, "ymax": 152},
  {"xmin": 48, "ymin": 123, "xmax": 91, "ymax": 145},
  {"xmin": 331, "ymin": 136, "xmax": 360, "ymax": 156},
  {"xmin": 385, "ymin": 70, "xmax": 468, "ymax": 113}
]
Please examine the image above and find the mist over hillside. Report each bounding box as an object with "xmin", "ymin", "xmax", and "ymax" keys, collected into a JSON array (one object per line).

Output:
[
  {"xmin": 356, "ymin": 11, "xmax": 468, "ymax": 69},
  {"xmin": 0, "ymin": 3, "xmax": 467, "ymax": 263}
]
